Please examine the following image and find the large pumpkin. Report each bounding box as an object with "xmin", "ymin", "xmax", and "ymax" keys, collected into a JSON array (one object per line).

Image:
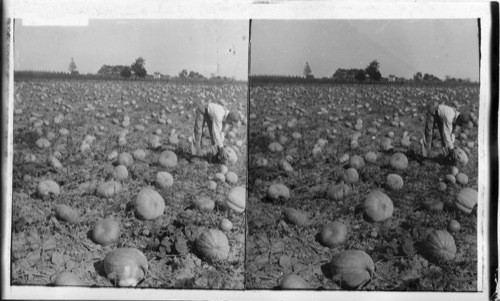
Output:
[
  {"xmin": 330, "ymin": 250, "xmax": 375, "ymax": 289},
  {"xmin": 389, "ymin": 152, "xmax": 408, "ymax": 170},
  {"xmin": 326, "ymin": 183, "xmax": 351, "ymax": 201},
  {"xmin": 349, "ymin": 155, "xmax": 365, "ymax": 170},
  {"xmin": 281, "ymin": 274, "xmax": 310, "ymax": 289},
  {"xmin": 134, "ymin": 187, "xmax": 165, "ymax": 220},
  {"xmin": 320, "ymin": 221, "xmax": 348, "ymax": 247},
  {"xmin": 196, "ymin": 229, "xmax": 230, "ymax": 263},
  {"xmin": 424, "ymin": 230, "xmax": 457, "ymax": 262},
  {"xmin": 343, "ymin": 168, "xmax": 359, "ymax": 184},
  {"xmin": 158, "ymin": 150, "xmax": 178, "ymax": 168},
  {"xmin": 220, "ymin": 146, "xmax": 238, "ymax": 165},
  {"xmin": 455, "ymin": 187, "xmax": 478, "ymax": 214},
  {"xmin": 267, "ymin": 183, "xmax": 290, "ymax": 201},
  {"xmin": 386, "ymin": 174, "xmax": 403, "ymax": 191},
  {"xmin": 363, "ymin": 190, "xmax": 394, "ymax": 222},
  {"xmin": 103, "ymin": 248, "xmax": 148, "ymax": 287},
  {"xmin": 226, "ymin": 186, "xmax": 246, "ymax": 213},
  {"xmin": 453, "ymin": 148, "xmax": 469, "ymax": 166}
]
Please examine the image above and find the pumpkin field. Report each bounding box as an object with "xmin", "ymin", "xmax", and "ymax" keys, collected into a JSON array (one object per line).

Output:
[
  {"xmin": 246, "ymin": 83, "xmax": 480, "ymax": 291},
  {"xmin": 10, "ymin": 79, "xmax": 247, "ymax": 289}
]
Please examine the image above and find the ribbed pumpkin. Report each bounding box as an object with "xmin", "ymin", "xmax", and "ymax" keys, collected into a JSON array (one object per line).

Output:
[
  {"xmin": 196, "ymin": 229, "xmax": 230, "ymax": 263},
  {"xmin": 386, "ymin": 174, "xmax": 403, "ymax": 191},
  {"xmin": 156, "ymin": 171, "xmax": 174, "ymax": 189},
  {"xmin": 281, "ymin": 274, "xmax": 310, "ymax": 289},
  {"xmin": 389, "ymin": 152, "xmax": 408, "ymax": 170},
  {"xmin": 117, "ymin": 152, "xmax": 134, "ymax": 167},
  {"xmin": 453, "ymin": 148, "xmax": 469, "ymax": 166},
  {"xmin": 327, "ymin": 183, "xmax": 351, "ymax": 201},
  {"xmin": 349, "ymin": 155, "xmax": 365, "ymax": 170},
  {"xmin": 54, "ymin": 271, "xmax": 83, "ymax": 286},
  {"xmin": 158, "ymin": 150, "xmax": 177, "ymax": 168},
  {"xmin": 112, "ymin": 165, "xmax": 129, "ymax": 181},
  {"xmin": 267, "ymin": 183, "xmax": 290, "ymax": 200},
  {"xmin": 364, "ymin": 152, "xmax": 378, "ymax": 164},
  {"xmin": 37, "ymin": 179, "xmax": 60, "ymax": 198},
  {"xmin": 424, "ymin": 230, "xmax": 457, "ymax": 262},
  {"xmin": 455, "ymin": 187, "xmax": 478, "ymax": 214},
  {"xmin": 283, "ymin": 208, "xmax": 307, "ymax": 226},
  {"xmin": 455, "ymin": 173, "xmax": 468, "ymax": 185},
  {"xmin": 192, "ymin": 197, "xmax": 215, "ymax": 212},
  {"xmin": 96, "ymin": 181, "xmax": 122, "ymax": 198},
  {"xmin": 320, "ymin": 221, "xmax": 348, "ymax": 247},
  {"xmin": 220, "ymin": 146, "xmax": 238, "ymax": 165},
  {"xmin": 363, "ymin": 190, "xmax": 394, "ymax": 222},
  {"xmin": 330, "ymin": 250, "xmax": 375, "ymax": 289},
  {"xmin": 226, "ymin": 186, "xmax": 246, "ymax": 213},
  {"xmin": 343, "ymin": 168, "xmax": 359, "ymax": 184},
  {"xmin": 134, "ymin": 187, "xmax": 165, "ymax": 220},
  {"xmin": 93, "ymin": 217, "xmax": 121, "ymax": 245},
  {"xmin": 268, "ymin": 142, "xmax": 283, "ymax": 152},
  {"xmin": 54, "ymin": 204, "xmax": 80, "ymax": 223},
  {"xmin": 103, "ymin": 248, "xmax": 148, "ymax": 287}
]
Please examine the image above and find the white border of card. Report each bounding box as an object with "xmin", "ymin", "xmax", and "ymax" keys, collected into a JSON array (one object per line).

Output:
[{"xmin": 2, "ymin": 1, "xmax": 497, "ymax": 300}]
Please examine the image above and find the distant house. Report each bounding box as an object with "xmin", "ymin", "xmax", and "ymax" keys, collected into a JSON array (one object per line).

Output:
[
  {"xmin": 388, "ymin": 75, "xmax": 396, "ymax": 82},
  {"xmin": 153, "ymin": 72, "xmax": 162, "ymax": 79}
]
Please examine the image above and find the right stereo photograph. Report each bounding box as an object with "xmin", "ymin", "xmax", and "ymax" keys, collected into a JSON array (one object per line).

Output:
[{"xmin": 246, "ymin": 19, "xmax": 481, "ymax": 291}]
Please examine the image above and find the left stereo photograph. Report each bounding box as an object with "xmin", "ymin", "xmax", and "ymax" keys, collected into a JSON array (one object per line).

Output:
[{"xmin": 10, "ymin": 19, "xmax": 248, "ymax": 289}]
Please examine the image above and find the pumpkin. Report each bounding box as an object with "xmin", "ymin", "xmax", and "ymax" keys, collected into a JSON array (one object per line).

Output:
[
  {"xmin": 424, "ymin": 230, "xmax": 457, "ymax": 262},
  {"xmin": 380, "ymin": 137, "xmax": 393, "ymax": 151},
  {"xmin": 112, "ymin": 165, "xmax": 129, "ymax": 181},
  {"xmin": 54, "ymin": 204, "xmax": 80, "ymax": 223},
  {"xmin": 117, "ymin": 152, "xmax": 134, "ymax": 167},
  {"xmin": 326, "ymin": 183, "xmax": 351, "ymax": 201},
  {"xmin": 363, "ymin": 190, "xmax": 394, "ymax": 222},
  {"xmin": 343, "ymin": 168, "xmax": 359, "ymax": 184},
  {"xmin": 196, "ymin": 229, "xmax": 230, "ymax": 263},
  {"xmin": 208, "ymin": 180, "xmax": 217, "ymax": 191},
  {"xmin": 281, "ymin": 274, "xmax": 310, "ymax": 289},
  {"xmin": 53, "ymin": 271, "xmax": 83, "ymax": 286},
  {"xmin": 158, "ymin": 150, "xmax": 177, "ymax": 168},
  {"xmin": 445, "ymin": 174, "xmax": 456, "ymax": 184},
  {"xmin": 339, "ymin": 153, "xmax": 350, "ymax": 164},
  {"xmin": 134, "ymin": 187, "xmax": 165, "ymax": 220},
  {"xmin": 349, "ymin": 155, "xmax": 365, "ymax": 169},
  {"xmin": 283, "ymin": 208, "xmax": 307, "ymax": 226},
  {"xmin": 133, "ymin": 149, "xmax": 147, "ymax": 161},
  {"xmin": 267, "ymin": 183, "xmax": 290, "ymax": 201},
  {"xmin": 225, "ymin": 171, "xmax": 238, "ymax": 184},
  {"xmin": 268, "ymin": 142, "xmax": 283, "ymax": 152},
  {"xmin": 455, "ymin": 173, "xmax": 468, "ymax": 185},
  {"xmin": 220, "ymin": 165, "xmax": 229, "ymax": 175},
  {"xmin": 37, "ymin": 180, "xmax": 60, "ymax": 198},
  {"xmin": 226, "ymin": 186, "xmax": 246, "ymax": 213},
  {"xmin": 220, "ymin": 146, "xmax": 238, "ymax": 165},
  {"xmin": 455, "ymin": 187, "xmax": 478, "ymax": 214},
  {"xmin": 447, "ymin": 219, "xmax": 461, "ymax": 233},
  {"xmin": 438, "ymin": 182, "xmax": 447, "ymax": 192},
  {"xmin": 330, "ymin": 250, "xmax": 375, "ymax": 289},
  {"xmin": 47, "ymin": 155, "xmax": 63, "ymax": 169},
  {"xmin": 389, "ymin": 152, "xmax": 408, "ymax": 170},
  {"xmin": 386, "ymin": 174, "xmax": 403, "ymax": 191},
  {"xmin": 156, "ymin": 171, "xmax": 174, "ymax": 189},
  {"xmin": 36, "ymin": 138, "xmax": 51, "ymax": 149},
  {"xmin": 453, "ymin": 148, "xmax": 469, "ymax": 166},
  {"xmin": 103, "ymin": 248, "xmax": 148, "ymax": 287},
  {"xmin": 193, "ymin": 197, "xmax": 215, "ymax": 212},
  {"xmin": 279, "ymin": 159, "xmax": 294, "ymax": 172},
  {"xmin": 215, "ymin": 172, "xmax": 226, "ymax": 182},
  {"xmin": 450, "ymin": 166, "xmax": 459, "ymax": 176},
  {"xmin": 320, "ymin": 221, "xmax": 348, "ymax": 247},
  {"xmin": 93, "ymin": 217, "xmax": 121, "ymax": 245},
  {"xmin": 364, "ymin": 152, "xmax": 378, "ymax": 164},
  {"xmin": 96, "ymin": 181, "xmax": 122, "ymax": 198},
  {"xmin": 255, "ymin": 157, "xmax": 268, "ymax": 167},
  {"xmin": 424, "ymin": 199, "xmax": 444, "ymax": 212},
  {"xmin": 219, "ymin": 218, "xmax": 233, "ymax": 232}
]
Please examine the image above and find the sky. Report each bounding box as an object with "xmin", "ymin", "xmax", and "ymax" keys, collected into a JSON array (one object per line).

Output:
[
  {"xmin": 14, "ymin": 19, "xmax": 249, "ymax": 80},
  {"xmin": 250, "ymin": 19, "xmax": 480, "ymax": 81}
]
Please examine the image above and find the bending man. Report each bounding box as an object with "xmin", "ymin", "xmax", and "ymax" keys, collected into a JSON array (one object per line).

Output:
[
  {"xmin": 420, "ymin": 103, "xmax": 470, "ymax": 159},
  {"xmin": 191, "ymin": 102, "xmax": 240, "ymax": 159}
]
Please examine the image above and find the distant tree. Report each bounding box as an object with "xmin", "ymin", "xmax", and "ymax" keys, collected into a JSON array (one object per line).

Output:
[
  {"xmin": 179, "ymin": 69, "xmax": 188, "ymax": 79},
  {"xmin": 131, "ymin": 57, "xmax": 147, "ymax": 78},
  {"xmin": 120, "ymin": 66, "xmax": 132, "ymax": 78},
  {"xmin": 414, "ymin": 72, "xmax": 423, "ymax": 81},
  {"xmin": 355, "ymin": 69, "xmax": 366, "ymax": 81},
  {"xmin": 365, "ymin": 60, "xmax": 381, "ymax": 81},
  {"xmin": 69, "ymin": 57, "xmax": 78, "ymax": 75},
  {"xmin": 303, "ymin": 62, "xmax": 313, "ymax": 78}
]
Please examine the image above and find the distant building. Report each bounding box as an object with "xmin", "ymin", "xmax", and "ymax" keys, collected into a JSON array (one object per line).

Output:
[
  {"xmin": 388, "ymin": 75, "xmax": 396, "ymax": 82},
  {"xmin": 153, "ymin": 72, "xmax": 162, "ymax": 79}
]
